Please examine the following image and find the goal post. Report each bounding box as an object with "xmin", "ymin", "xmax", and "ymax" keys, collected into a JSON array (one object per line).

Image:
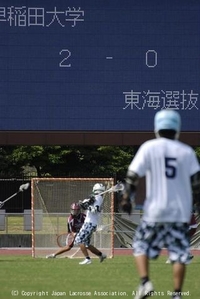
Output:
[{"xmin": 31, "ymin": 178, "xmax": 115, "ymax": 258}]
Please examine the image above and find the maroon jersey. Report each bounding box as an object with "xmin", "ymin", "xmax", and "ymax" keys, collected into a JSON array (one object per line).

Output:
[{"xmin": 67, "ymin": 213, "xmax": 85, "ymax": 233}]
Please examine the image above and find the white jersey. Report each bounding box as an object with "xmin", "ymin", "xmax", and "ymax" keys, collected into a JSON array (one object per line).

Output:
[
  {"xmin": 84, "ymin": 194, "xmax": 103, "ymax": 226},
  {"xmin": 128, "ymin": 137, "xmax": 200, "ymax": 223}
]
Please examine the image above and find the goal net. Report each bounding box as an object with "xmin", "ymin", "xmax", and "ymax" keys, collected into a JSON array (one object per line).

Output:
[{"xmin": 31, "ymin": 178, "xmax": 114, "ymax": 258}]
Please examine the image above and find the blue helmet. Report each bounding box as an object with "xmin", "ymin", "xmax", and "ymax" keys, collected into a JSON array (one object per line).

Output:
[{"xmin": 154, "ymin": 110, "xmax": 181, "ymax": 135}]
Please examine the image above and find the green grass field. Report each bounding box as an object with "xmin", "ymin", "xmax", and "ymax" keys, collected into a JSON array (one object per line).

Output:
[{"xmin": 0, "ymin": 255, "xmax": 199, "ymax": 299}]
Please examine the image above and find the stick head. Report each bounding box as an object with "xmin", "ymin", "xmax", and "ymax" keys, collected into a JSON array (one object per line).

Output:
[
  {"xmin": 19, "ymin": 183, "xmax": 30, "ymax": 192},
  {"xmin": 112, "ymin": 182, "xmax": 124, "ymax": 192}
]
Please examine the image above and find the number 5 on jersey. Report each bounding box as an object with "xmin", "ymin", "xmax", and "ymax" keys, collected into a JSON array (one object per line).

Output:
[{"xmin": 165, "ymin": 157, "xmax": 177, "ymax": 178}]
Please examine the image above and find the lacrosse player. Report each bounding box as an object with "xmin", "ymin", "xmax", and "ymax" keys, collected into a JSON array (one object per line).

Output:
[
  {"xmin": 120, "ymin": 110, "xmax": 200, "ymax": 299},
  {"xmin": 46, "ymin": 202, "xmax": 85, "ymax": 258},
  {"xmin": 75, "ymin": 183, "xmax": 107, "ymax": 265}
]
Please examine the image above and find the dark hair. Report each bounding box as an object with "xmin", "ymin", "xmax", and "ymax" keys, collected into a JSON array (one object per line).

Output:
[{"xmin": 158, "ymin": 129, "xmax": 176, "ymax": 139}]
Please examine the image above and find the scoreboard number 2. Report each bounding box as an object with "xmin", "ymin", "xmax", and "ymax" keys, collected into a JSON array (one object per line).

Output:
[{"xmin": 59, "ymin": 49, "xmax": 72, "ymax": 67}]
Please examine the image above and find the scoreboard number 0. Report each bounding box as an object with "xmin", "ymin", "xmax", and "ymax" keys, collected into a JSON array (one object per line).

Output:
[{"xmin": 146, "ymin": 50, "xmax": 158, "ymax": 68}]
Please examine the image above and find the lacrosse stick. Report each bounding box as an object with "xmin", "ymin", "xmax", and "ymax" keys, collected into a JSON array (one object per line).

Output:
[
  {"xmin": 56, "ymin": 232, "xmax": 80, "ymax": 258},
  {"xmin": 98, "ymin": 182, "xmax": 124, "ymax": 196},
  {"xmin": 0, "ymin": 183, "xmax": 30, "ymax": 208},
  {"xmin": 57, "ymin": 232, "xmax": 76, "ymax": 248}
]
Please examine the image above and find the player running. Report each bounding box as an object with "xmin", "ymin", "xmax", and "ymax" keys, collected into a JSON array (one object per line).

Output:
[
  {"xmin": 75, "ymin": 183, "xmax": 107, "ymax": 265},
  {"xmin": 46, "ymin": 202, "xmax": 85, "ymax": 258},
  {"xmin": 120, "ymin": 109, "xmax": 200, "ymax": 299}
]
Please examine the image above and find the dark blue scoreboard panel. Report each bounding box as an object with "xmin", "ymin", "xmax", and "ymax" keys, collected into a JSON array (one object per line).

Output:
[{"xmin": 0, "ymin": 0, "xmax": 199, "ymax": 132}]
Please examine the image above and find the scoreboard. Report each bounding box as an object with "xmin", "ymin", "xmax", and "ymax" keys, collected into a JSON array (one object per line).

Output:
[{"xmin": 0, "ymin": 0, "xmax": 199, "ymax": 144}]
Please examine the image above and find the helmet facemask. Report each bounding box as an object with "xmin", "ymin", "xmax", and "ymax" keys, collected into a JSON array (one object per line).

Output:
[{"xmin": 70, "ymin": 203, "xmax": 81, "ymax": 217}]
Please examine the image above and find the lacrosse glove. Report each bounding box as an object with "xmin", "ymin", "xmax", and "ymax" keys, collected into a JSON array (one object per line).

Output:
[
  {"xmin": 119, "ymin": 171, "xmax": 138, "ymax": 215},
  {"xmin": 79, "ymin": 196, "xmax": 96, "ymax": 210}
]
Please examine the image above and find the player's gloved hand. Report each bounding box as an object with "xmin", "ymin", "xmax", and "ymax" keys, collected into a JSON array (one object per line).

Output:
[
  {"xmin": 88, "ymin": 195, "xmax": 95, "ymax": 205},
  {"xmin": 119, "ymin": 182, "xmax": 135, "ymax": 215},
  {"xmin": 0, "ymin": 201, "xmax": 4, "ymax": 208},
  {"xmin": 193, "ymin": 193, "xmax": 200, "ymax": 215},
  {"xmin": 120, "ymin": 196, "xmax": 132, "ymax": 215},
  {"xmin": 79, "ymin": 199, "xmax": 90, "ymax": 210},
  {"xmin": 194, "ymin": 202, "xmax": 200, "ymax": 215}
]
